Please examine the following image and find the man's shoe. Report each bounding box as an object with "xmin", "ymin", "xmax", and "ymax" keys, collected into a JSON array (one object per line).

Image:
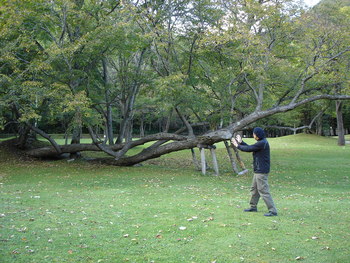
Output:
[
  {"xmin": 244, "ymin": 207, "xmax": 257, "ymax": 212},
  {"xmin": 264, "ymin": 211, "xmax": 277, "ymax": 216}
]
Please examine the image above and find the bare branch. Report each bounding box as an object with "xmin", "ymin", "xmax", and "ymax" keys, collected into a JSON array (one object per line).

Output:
[
  {"xmin": 266, "ymin": 111, "xmax": 323, "ymax": 134},
  {"xmin": 175, "ymin": 107, "xmax": 194, "ymax": 137},
  {"xmin": 243, "ymin": 73, "xmax": 259, "ymax": 104}
]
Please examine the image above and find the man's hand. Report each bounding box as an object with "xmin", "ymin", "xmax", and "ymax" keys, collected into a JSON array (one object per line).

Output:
[
  {"xmin": 235, "ymin": 134, "xmax": 242, "ymax": 143},
  {"xmin": 231, "ymin": 137, "xmax": 239, "ymax": 147}
]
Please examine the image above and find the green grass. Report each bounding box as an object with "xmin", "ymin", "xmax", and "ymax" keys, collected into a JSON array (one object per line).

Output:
[{"xmin": 0, "ymin": 134, "xmax": 349, "ymax": 262}]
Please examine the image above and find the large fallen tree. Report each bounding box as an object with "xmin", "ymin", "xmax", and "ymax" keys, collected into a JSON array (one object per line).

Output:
[{"xmin": 25, "ymin": 94, "xmax": 350, "ymax": 166}]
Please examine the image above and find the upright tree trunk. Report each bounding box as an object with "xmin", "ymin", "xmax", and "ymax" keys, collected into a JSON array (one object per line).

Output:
[
  {"xmin": 71, "ymin": 126, "xmax": 81, "ymax": 144},
  {"xmin": 102, "ymin": 58, "xmax": 115, "ymax": 145},
  {"xmin": 125, "ymin": 120, "xmax": 133, "ymax": 142},
  {"xmin": 17, "ymin": 125, "xmax": 31, "ymax": 149},
  {"xmin": 140, "ymin": 116, "xmax": 145, "ymax": 138},
  {"xmin": 116, "ymin": 110, "xmax": 131, "ymax": 144},
  {"xmin": 116, "ymin": 79, "xmax": 138, "ymax": 144},
  {"xmin": 336, "ymin": 101, "xmax": 345, "ymax": 146},
  {"xmin": 316, "ymin": 113, "xmax": 323, "ymax": 136},
  {"xmin": 70, "ymin": 126, "xmax": 81, "ymax": 158},
  {"xmin": 64, "ymin": 131, "xmax": 69, "ymax": 145},
  {"xmin": 116, "ymin": 49, "xmax": 145, "ymax": 144},
  {"xmin": 106, "ymin": 103, "xmax": 114, "ymax": 145}
]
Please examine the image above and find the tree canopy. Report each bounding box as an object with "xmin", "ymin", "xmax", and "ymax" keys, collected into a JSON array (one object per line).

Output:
[{"xmin": 1, "ymin": 0, "xmax": 349, "ymax": 165}]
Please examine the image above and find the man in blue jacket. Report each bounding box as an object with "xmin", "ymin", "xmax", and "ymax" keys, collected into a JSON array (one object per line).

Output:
[{"xmin": 231, "ymin": 127, "xmax": 277, "ymax": 216}]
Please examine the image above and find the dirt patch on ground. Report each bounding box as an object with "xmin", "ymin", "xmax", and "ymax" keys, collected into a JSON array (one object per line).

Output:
[{"xmin": 0, "ymin": 139, "xmax": 36, "ymax": 162}]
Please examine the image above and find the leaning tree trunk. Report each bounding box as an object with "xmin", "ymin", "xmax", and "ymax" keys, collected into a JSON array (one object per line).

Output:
[{"xmin": 336, "ymin": 101, "xmax": 345, "ymax": 146}]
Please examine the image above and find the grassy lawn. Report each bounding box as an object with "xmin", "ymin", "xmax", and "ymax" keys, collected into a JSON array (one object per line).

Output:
[{"xmin": 0, "ymin": 134, "xmax": 349, "ymax": 262}]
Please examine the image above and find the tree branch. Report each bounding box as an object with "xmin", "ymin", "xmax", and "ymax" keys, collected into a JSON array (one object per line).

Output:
[
  {"xmin": 25, "ymin": 123, "xmax": 62, "ymax": 154},
  {"xmin": 87, "ymin": 126, "xmax": 118, "ymax": 158},
  {"xmin": 175, "ymin": 107, "xmax": 194, "ymax": 137},
  {"xmin": 266, "ymin": 111, "xmax": 323, "ymax": 133}
]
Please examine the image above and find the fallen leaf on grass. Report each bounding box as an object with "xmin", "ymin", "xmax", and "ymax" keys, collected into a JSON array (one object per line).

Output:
[
  {"xmin": 18, "ymin": 227, "xmax": 27, "ymax": 233},
  {"xmin": 179, "ymin": 226, "xmax": 187, "ymax": 230},
  {"xmin": 295, "ymin": 256, "xmax": 304, "ymax": 260},
  {"xmin": 187, "ymin": 216, "xmax": 198, "ymax": 221},
  {"xmin": 78, "ymin": 244, "xmax": 88, "ymax": 248},
  {"xmin": 202, "ymin": 217, "xmax": 214, "ymax": 222}
]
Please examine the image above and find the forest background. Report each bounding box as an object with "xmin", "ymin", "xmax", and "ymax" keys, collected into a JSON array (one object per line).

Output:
[{"xmin": 0, "ymin": 0, "xmax": 349, "ymax": 165}]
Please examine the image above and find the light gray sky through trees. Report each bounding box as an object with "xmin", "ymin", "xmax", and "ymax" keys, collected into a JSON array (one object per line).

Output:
[{"xmin": 304, "ymin": 0, "xmax": 321, "ymax": 7}]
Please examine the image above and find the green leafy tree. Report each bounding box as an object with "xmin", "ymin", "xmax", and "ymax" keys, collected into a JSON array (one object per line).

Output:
[{"xmin": 1, "ymin": 0, "xmax": 350, "ymax": 165}]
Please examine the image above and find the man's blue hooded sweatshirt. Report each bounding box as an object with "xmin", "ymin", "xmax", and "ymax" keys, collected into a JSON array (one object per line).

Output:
[{"xmin": 238, "ymin": 127, "xmax": 270, "ymax": 174}]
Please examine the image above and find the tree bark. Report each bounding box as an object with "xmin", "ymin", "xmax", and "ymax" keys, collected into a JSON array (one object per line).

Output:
[
  {"xmin": 316, "ymin": 113, "xmax": 323, "ymax": 136},
  {"xmin": 102, "ymin": 58, "xmax": 115, "ymax": 145},
  {"xmin": 336, "ymin": 101, "xmax": 345, "ymax": 146},
  {"xmin": 17, "ymin": 125, "xmax": 31, "ymax": 150},
  {"xmin": 140, "ymin": 116, "xmax": 145, "ymax": 138},
  {"xmin": 70, "ymin": 125, "xmax": 81, "ymax": 158}
]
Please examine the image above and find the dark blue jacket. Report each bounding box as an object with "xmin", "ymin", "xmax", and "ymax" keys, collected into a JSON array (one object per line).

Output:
[{"xmin": 238, "ymin": 138, "xmax": 270, "ymax": 174}]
